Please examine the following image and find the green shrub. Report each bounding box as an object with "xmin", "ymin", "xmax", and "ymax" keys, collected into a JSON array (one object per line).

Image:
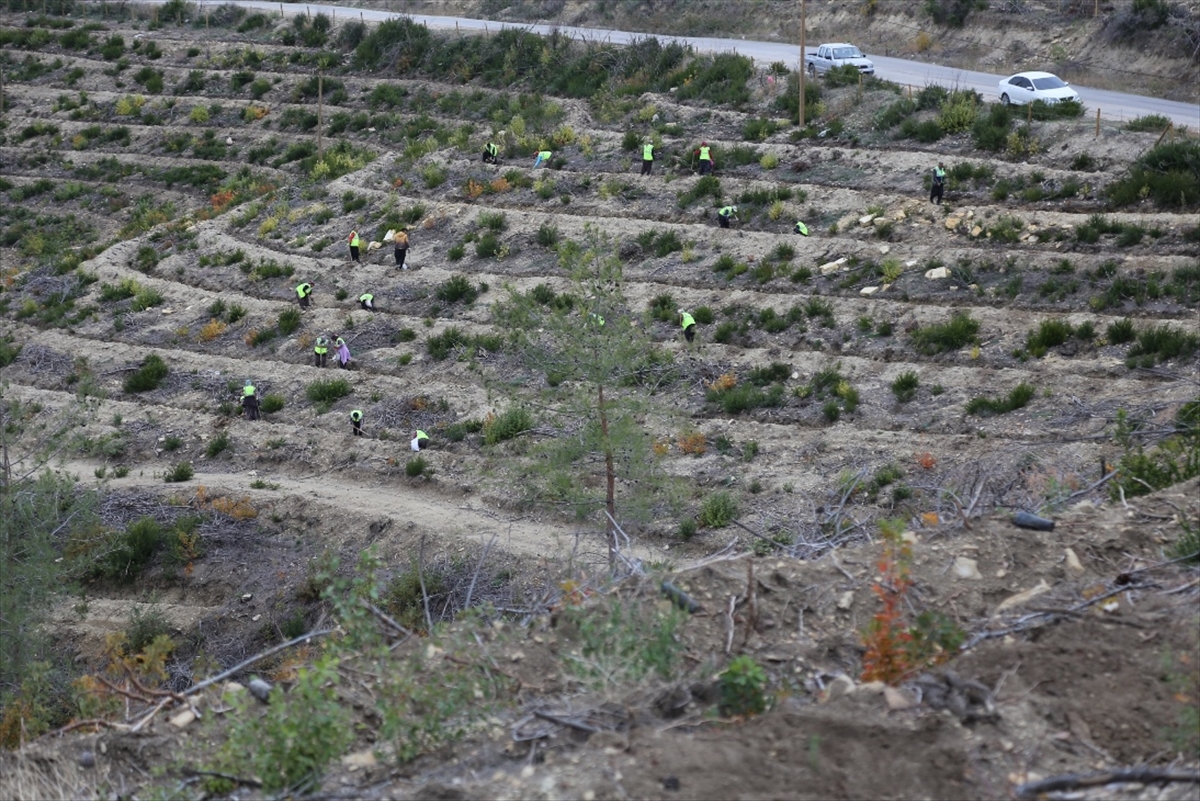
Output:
[
  {"xmin": 1109, "ymin": 405, "xmax": 1200, "ymax": 501},
  {"xmin": 484, "ymin": 407, "xmax": 533, "ymax": 445},
  {"xmin": 707, "ymin": 383, "xmax": 786, "ymax": 415},
  {"xmin": 718, "ymin": 655, "xmax": 769, "ymax": 717},
  {"xmin": 435, "ymin": 275, "xmax": 479, "ymax": 304},
  {"xmin": 164, "ymin": 462, "xmax": 194, "ymax": 483},
  {"xmin": 911, "ymin": 312, "xmax": 980, "ymax": 354},
  {"xmin": 1107, "ymin": 318, "xmax": 1137, "ymax": 344},
  {"xmin": 965, "ymin": 382, "xmax": 1036, "ymax": 416},
  {"xmin": 405, "ymin": 456, "xmax": 429, "ymax": 477},
  {"xmin": 1106, "ymin": 140, "xmax": 1200, "ymax": 209},
  {"xmin": 891, "ymin": 370, "xmax": 919, "ymax": 403},
  {"xmin": 699, "ymin": 492, "xmax": 738, "ymax": 528},
  {"xmin": 305, "ymin": 378, "xmax": 351, "ymax": 405},
  {"xmin": 1025, "ymin": 318, "xmax": 1074, "ymax": 357},
  {"xmin": 219, "ymin": 656, "xmax": 352, "ymax": 792},
  {"xmin": 427, "ymin": 327, "xmax": 470, "ymax": 360},
  {"xmin": 99, "ymin": 517, "xmax": 163, "ymax": 582},
  {"xmin": 474, "ymin": 231, "xmax": 502, "ymax": 258},
  {"xmin": 206, "ymin": 431, "xmax": 230, "ymax": 458},
  {"xmin": 123, "ymin": 354, "xmax": 169, "ymax": 393},
  {"xmin": 972, "ymin": 103, "xmax": 1012, "ymax": 151},
  {"xmin": 1126, "ymin": 324, "xmax": 1199, "ymax": 366},
  {"xmin": 277, "ymin": 308, "xmax": 301, "ymax": 335},
  {"xmin": 1125, "ymin": 114, "xmax": 1172, "ymax": 132},
  {"xmin": 537, "ymin": 223, "xmax": 559, "ymax": 247},
  {"xmin": 260, "ymin": 394, "xmax": 285, "ymax": 414},
  {"xmin": 677, "ymin": 175, "xmax": 722, "ymax": 208}
]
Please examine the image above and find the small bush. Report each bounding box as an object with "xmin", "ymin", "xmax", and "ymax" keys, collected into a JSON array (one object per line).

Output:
[
  {"xmin": 206, "ymin": 431, "xmax": 230, "ymax": 458},
  {"xmin": 911, "ymin": 312, "xmax": 980, "ymax": 355},
  {"xmin": 405, "ymin": 456, "xmax": 429, "ymax": 477},
  {"xmin": 435, "ymin": 275, "xmax": 479, "ymax": 304},
  {"xmin": 260, "ymin": 394, "xmax": 285, "ymax": 414},
  {"xmin": 965, "ymin": 382, "xmax": 1036, "ymax": 416},
  {"xmin": 123, "ymin": 354, "xmax": 169, "ymax": 393},
  {"xmin": 305, "ymin": 378, "xmax": 352, "ymax": 405},
  {"xmin": 1025, "ymin": 318, "xmax": 1074, "ymax": 357},
  {"xmin": 537, "ymin": 223, "xmax": 559, "ymax": 248},
  {"xmin": 891, "ymin": 370, "xmax": 919, "ymax": 403},
  {"xmin": 164, "ymin": 462, "xmax": 194, "ymax": 483},
  {"xmin": 427, "ymin": 327, "xmax": 470, "ymax": 360},
  {"xmin": 484, "ymin": 407, "xmax": 533, "ymax": 445},
  {"xmin": 719, "ymin": 656, "xmax": 769, "ymax": 717},
  {"xmin": 1126, "ymin": 325, "xmax": 1199, "ymax": 366},
  {"xmin": 698, "ymin": 492, "xmax": 738, "ymax": 528},
  {"xmin": 1107, "ymin": 318, "xmax": 1137, "ymax": 345}
]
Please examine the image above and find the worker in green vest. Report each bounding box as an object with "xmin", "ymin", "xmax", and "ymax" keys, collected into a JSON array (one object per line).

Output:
[
  {"xmin": 931, "ymin": 161, "xmax": 946, "ymax": 205},
  {"xmin": 411, "ymin": 429, "xmax": 430, "ymax": 452},
  {"xmin": 697, "ymin": 142, "xmax": 713, "ymax": 175},
  {"xmin": 350, "ymin": 409, "xmax": 364, "ymax": 437},
  {"xmin": 534, "ymin": 150, "xmax": 552, "ymax": 168},
  {"xmin": 717, "ymin": 205, "xmax": 738, "ymax": 229},
  {"xmin": 482, "ymin": 141, "xmax": 499, "ymax": 164},
  {"xmin": 348, "ymin": 229, "xmax": 361, "ymax": 263},
  {"xmin": 242, "ymin": 380, "xmax": 259, "ymax": 420},
  {"xmin": 678, "ymin": 309, "xmax": 697, "ymax": 344},
  {"xmin": 296, "ymin": 281, "xmax": 313, "ymax": 309},
  {"xmin": 794, "ymin": 220, "xmax": 809, "ymax": 236},
  {"xmin": 359, "ymin": 292, "xmax": 374, "ymax": 311},
  {"xmin": 313, "ymin": 335, "xmax": 329, "ymax": 368},
  {"xmin": 641, "ymin": 140, "xmax": 655, "ymax": 175}
]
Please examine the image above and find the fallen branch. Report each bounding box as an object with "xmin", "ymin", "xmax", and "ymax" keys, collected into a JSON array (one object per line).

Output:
[
  {"xmin": 417, "ymin": 534, "xmax": 433, "ymax": 632},
  {"xmin": 183, "ymin": 629, "xmax": 335, "ymax": 698},
  {"xmin": 360, "ymin": 599, "xmax": 413, "ymax": 640},
  {"xmin": 731, "ymin": 519, "xmax": 785, "ymax": 551},
  {"xmin": 52, "ymin": 718, "xmax": 128, "ymax": 736},
  {"xmin": 1016, "ymin": 768, "xmax": 1200, "ymax": 798},
  {"xmin": 182, "ymin": 768, "xmax": 263, "ymax": 789},
  {"xmin": 723, "ymin": 595, "xmax": 736, "ymax": 655},
  {"xmin": 464, "ymin": 533, "xmax": 498, "ymax": 609},
  {"xmin": 533, "ymin": 709, "xmax": 601, "ymax": 734}
]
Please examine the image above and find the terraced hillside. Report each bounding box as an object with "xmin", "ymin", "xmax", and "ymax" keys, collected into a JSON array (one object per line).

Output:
[{"xmin": 0, "ymin": 6, "xmax": 1198, "ymax": 800}]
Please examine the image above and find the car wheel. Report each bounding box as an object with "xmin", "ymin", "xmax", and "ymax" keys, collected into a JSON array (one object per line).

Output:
[{"xmin": 1000, "ymin": 93, "xmax": 1011, "ymax": 106}]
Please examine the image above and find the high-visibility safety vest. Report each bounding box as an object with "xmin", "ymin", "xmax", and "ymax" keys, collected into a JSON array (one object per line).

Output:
[
  {"xmin": 415, "ymin": 430, "xmax": 429, "ymax": 442},
  {"xmin": 537, "ymin": 150, "xmax": 551, "ymax": 159},
  {"xmin": 359, "ymin": 293, "xmax": 373, "ymax": 304},
  {"xmin": 335, "ymin": 337, "xmax": 346, "ymax": 348},
  {"xmin": 680, "ymin": 312, "xmax": 696, "ymax": 330},
  {"xmin": 794, "ymin": 221, "xmax": 809, "ymax": 236},
  {"xmin": 314, "ymin": 336, "xmax": 328, "ymax": 354},
  {"xmin": 934, "ymin": 166, "xmax": 946, "ymax": 183},
  {"xmin": 718, "ymin": 206, "xmax": 736, "ymax": 217},
  {"xmin": 296, "ymin": 283, "xmax": 312, "ymax": 298},
  {"xmin": 699, "ymin": 146, "xmax": 711, "ymax": 161},
  {"xmin": 243, "ymin": 383, "xmax": 256, "ymax": 397},
  {"xmin": 486, "ymin": 142, "xmax": 498, "ymax": 157},
  {"xmin": 643, "ymin": 143, "xmax": 654, "ymax": 160},
  {"xmin": 349, "ymin": 231, "xmax": 361, "ymax": 247},
  {"xmin": 351, "ymin": 410, "xmax": 363, "ymax": 422}
]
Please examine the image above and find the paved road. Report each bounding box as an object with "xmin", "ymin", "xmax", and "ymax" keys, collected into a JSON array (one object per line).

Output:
[{"xmin": 183, "ymin": 1, "xmax": 1199, "ymax": 128}]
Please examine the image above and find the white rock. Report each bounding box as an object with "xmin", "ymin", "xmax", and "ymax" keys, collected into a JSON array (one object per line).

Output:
[
  {"xmin": 836, "ymin": 591, "xmax": 854, "ymax": 610},
  {"xmin": 878, "ymin": 245, "xmax": 890, "ymax": 254},
  {"xmin": 342, "ymin": 749, "xmax": 377, "ymax": 768},
  {"xmin": 884, "ymin": 686, "xmax": 917, "ymax": 710},
  {"xmin": 1064, "ymin": 548, "xmax": 1085, "ymax": 576},
  {"xmin": 925, "ymin": 267, "xmax": 949, "ymax": 279},
  {"xmin": 225, "ymin": 137, "xmax": 233, "ymax": 145},
  {"xmin": 905, "ymin": 260, "xmax": 918, "ymax": 268},
  {"xmin": 818, "ymin": 257, "xmax": 848, "ymax": 274},
  {"xmin": 954, "ymin": 556, "xmax": 982, "ymax": 580},
  {"xmin": 994, "ymin": 579, "xmax": 1051, "ymax": 614},
  {"xmin": 169, "ymin": 709, "xmax": 196, "ymax": 728},
  {"xmin": 858, "ymin": 214, "xmax": 876, "ymax": 226},
  {"xmin": 860, "ymin": 286, "xmax": 879, "ymax": 296}
]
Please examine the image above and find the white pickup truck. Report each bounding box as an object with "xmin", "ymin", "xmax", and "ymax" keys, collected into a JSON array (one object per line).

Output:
[{"xmin": 805, "ymin": 43, "xmax": 875, "ymax": 77}]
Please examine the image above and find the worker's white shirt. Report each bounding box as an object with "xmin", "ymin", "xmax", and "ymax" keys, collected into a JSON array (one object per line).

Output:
[{"xmin": 410, "ymin": 437, "xmax": 421, "ymax": 452}]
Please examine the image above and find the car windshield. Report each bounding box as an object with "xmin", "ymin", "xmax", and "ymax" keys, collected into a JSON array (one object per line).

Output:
[
  {"xmin": 1032, "ymin": 75, "xmax": 1068, "ymax": 90},
  {"xmin": 833, "ymin": 47, "xmax": 863, "ymax": 59}
]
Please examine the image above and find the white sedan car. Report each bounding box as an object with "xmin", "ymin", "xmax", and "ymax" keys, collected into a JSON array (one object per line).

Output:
[{"xmin": 997, "ymin": 72, "xmax": 1080, "ymax": 106}]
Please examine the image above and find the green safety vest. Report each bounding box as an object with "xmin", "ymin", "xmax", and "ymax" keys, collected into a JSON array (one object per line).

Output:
[
  {"xmin": 335, "ymin": 337, "xmax": 346, "ymax": 348},
  {"xmin": 719, "ymin": 206, "xmax": 735, "ymax": 217},
  {"xmin": 415, "ymin": 430, "xmax": 429, "ymax": 441},
  {"xmin": 538, "ymin": 150, "xmax": 551, "ymax": 159},
  {"xmin": 795, "ymin": 221, "xmax": 809, "ymax": 236},
  {"xmin": 351, "ymin": 410, "xmax": 362, "ymax": 422},
  {"xmin": 314, "ymin": 337, "xmax": 328, "ymax": 354},
  {"xmin": 680, "ymin": 312, "xmax": 695, "ymax": 329},
  {"xmin": 296, "ymin": 283, "xmax": 311, "ymax": 298},
  {"xmin": 359, "ymin": 293, "xmax": 373, "ymax": 304},
  {"xmin": 643, "ymin": 143, "xmax": 654, "ymax": 160},
  {"xmin": 486, "ymin": 142, "xmax": 498, "ymax": 156},
  {"xmin": 243, "ymin": 384, "xmax": 255, "ymax": 397},
  {"xmin": 934, "ymin": 166, "xmax": 946, "ymax": 182},
  {"xmin": 349, "ymin": 232, "xmax": 361, "ymax": 247},
  {"xmin": 699, "ymin": 146, "xmax": 711, "ymax": 161}
]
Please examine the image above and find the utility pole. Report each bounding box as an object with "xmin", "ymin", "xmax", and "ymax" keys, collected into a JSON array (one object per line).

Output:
[{"xmin": 798, "ymin": 0, "xmax": 806, "ymax": 128}]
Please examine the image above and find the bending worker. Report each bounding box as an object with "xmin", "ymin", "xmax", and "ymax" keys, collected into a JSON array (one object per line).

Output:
[
  {"xmin": 678, "ymin": 309, "xmax": 697, "ymax": 344},
  {"xmin": 350, "ymin": 409, "xmax": 364, "ymax": 437},
  {"xmin": 717, "ymin": 205, "xmax": 738, "ymax": 229},
  {"xmin": 359, "ymin": 292, "xmax": 374, "ymax": 311},
  {"xmin": 411, "ymin": 429, "xmax": 430, "ymax": 451},
  {"xmin": 296, "ymin": 281, "xmax": 314, "ymax": 309}
]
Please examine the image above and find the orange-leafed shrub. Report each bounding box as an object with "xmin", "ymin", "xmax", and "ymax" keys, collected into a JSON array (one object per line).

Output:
[
  {"xmin": 199, "ymin": 319, "xmax": 227, "ymax": 341},
  {"xmin": 677, "ymin": 430, "xmax": 707, "ymax": 455},
  {"xmin": 709, "ymin": 373, "xmax": 737, "ymax": 391}
]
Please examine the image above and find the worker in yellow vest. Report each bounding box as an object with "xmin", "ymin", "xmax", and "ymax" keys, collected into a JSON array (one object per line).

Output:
[
  {"xmin": 347, "ymin": 229, "xmax": 361, "ymax": 263},
  {"xmin": 534, "ymin": 150, "xmax": 552, "ymax": 168},
  {"xmin": 641, "ymin": 140, "xmax": 655, "ymax": 175},
  {"xmin": 483, "ymin": 141, "xmax": 499, "ymax": 163},
  {"xmin": 296, "ymin": 281, "xmax": 314, "ymax": 309},
  {"xmin": 350, "ymin": 409, "xmax": 364, "ymax": 437},
  {"xmin": 242, "ymin": 380, "xmax": 259, "ymax": 420},
  {"xmin": 313, "ymin": 335, "xmax": 329, "ymax": 368},
  {"xmin": 411, "ymin": 429, "xmax": 430, "ymax": 451},
  {"xmin": 678, "ymin": 309, "xmax": 697, "ymax": 344},
  {"xmin": 697, "ymin": 142, "xmax": 713, "ymax": 175}
]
